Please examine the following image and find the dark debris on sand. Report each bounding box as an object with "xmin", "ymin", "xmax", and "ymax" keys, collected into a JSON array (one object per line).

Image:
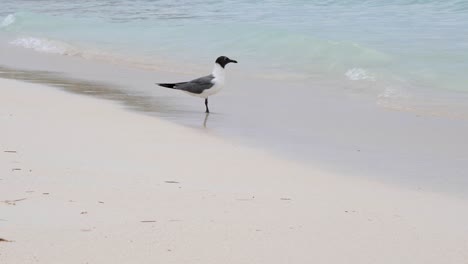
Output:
[
  {"xmin": 165, "ymin": 181, "xmax": 179, "ymax": 184},
  {"xmin": 1, "ymin": 198, "xmax": 27, "ymax": 205}
]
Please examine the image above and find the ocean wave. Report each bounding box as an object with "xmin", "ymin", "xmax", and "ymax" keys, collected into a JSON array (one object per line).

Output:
[
  {"xmin": 0, "ymin": 12, "xmax": 394, "ymax": 78},
  {"xmin": 6, "ymin": 35, "xmax": 194, "ymax": 74},
  {"xmin": 9, "ymin": 37, "xmax": 79, "ymax": 55},
  {"xmin": 1, "ymin": 14, "xmax": 16, "ymax": 28}
]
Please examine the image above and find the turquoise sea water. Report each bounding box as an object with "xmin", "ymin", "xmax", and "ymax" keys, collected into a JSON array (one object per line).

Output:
[{"xmin": 1, "ymin": 0, "xmax": 468, "ymax": 94}]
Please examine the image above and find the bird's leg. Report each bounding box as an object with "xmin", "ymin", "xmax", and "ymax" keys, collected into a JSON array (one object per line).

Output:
[{"xmin": 205, "ymin": 98, "xmax": 210, "ymax": 113}]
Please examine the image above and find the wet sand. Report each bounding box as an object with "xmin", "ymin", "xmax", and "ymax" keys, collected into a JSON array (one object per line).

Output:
[{"xmin": 1, "ymin": 78, "xmax": 468, "ymax": 263}]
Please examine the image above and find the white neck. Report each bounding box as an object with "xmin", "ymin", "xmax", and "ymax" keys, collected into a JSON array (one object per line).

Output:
[{"xmin": 212, "ymin": 63, "xmax": 225, "ymax": 80}]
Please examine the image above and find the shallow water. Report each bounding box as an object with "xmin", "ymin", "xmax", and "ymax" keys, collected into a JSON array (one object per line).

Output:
[{"xmin": 2, "ymin": 1, "xmax": 468, "ymax": 94}]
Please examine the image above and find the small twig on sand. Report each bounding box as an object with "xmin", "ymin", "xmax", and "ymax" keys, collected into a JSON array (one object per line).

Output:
[
  {"xmin": 0, "ymin": 238, "xmax": 11, "ymax": 242},
  {"xmin": 4, "ymin": 150, "xmax": 17, "ymax": 153},
  {"xmin": 165, "ymin": 181, "xmax": 179, "ymax": 184},
  {"xmin": 141, "ymin": 220, "xmax": 157, "ymax": 223}
]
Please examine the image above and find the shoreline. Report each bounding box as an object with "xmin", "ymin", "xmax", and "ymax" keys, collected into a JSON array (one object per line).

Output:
[
  {"xmin": 1, "ymin": 58, "xmax": 468, "ymax": 197},
  {"xmin": 1, "ymin": 78, "xmax": 468, "ymax": 263}
]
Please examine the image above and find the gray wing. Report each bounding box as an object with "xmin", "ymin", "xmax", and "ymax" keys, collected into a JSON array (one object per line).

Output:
[{"xmin": 174, "ymin": 74, "xmax": 214, "ymax": 94}]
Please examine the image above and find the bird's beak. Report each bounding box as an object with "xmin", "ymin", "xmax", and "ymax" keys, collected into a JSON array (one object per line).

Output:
[{"xmin": 229, "ymin": 59, "xmax": 238, "ymax": 64}]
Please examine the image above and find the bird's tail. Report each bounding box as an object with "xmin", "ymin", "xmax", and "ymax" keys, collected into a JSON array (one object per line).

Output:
[{"xmin": 156, "ymin": 82, "xmax": 186, "ymax": 89}]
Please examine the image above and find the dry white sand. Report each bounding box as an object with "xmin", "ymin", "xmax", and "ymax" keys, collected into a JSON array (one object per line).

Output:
[{"xmin": 1, "ymin": 78, "xmax": 468, "ymax": 264}]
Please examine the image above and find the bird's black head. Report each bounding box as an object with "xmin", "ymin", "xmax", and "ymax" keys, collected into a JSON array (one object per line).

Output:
[{"xmin": 215, "ymin": 56, "xmax": 238, "ymax": 68}]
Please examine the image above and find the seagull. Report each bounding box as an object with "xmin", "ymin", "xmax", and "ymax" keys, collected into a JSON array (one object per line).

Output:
[{"xmin": 156, "ymin": 56, "xmax": 237, "ymax": 113}]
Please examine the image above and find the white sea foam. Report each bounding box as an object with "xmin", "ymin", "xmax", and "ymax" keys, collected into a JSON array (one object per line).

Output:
[
  {"xmin": 376, "ymin": 86, "xmax": 412, "ymax": 112},
  {"xmin": 7, "ymin": 36, "xmax": 180, "ymax": 73},
  {"xmin": 9, "ymin": 37, "xmax": 78, "ymax": 55},
  {"xmin": 378, "ymin": 87, "xmax": 400, "ymax": 99},
  {"xmin": 1, "ymin": 14, "xmax": 16, "ymax": 28},
  {"xmin": 345, "ymin": 68, "xmax": 375, "ymax": 81}
]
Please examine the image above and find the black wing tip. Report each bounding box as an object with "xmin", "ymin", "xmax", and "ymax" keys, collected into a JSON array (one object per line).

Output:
[{"xmin": 157, "ymin": 83, "xmax": 176, "ymax": 88}]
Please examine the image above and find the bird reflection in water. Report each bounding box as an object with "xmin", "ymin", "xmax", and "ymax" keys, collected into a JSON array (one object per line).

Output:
[{"xmin": 203, "ymin": 113, "xmax": 210, "ymax": 128}]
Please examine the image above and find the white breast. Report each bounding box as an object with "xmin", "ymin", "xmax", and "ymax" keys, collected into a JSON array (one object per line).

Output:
[{"xmin": 198, "ymin": 63, "xmax": 226, "ymax": 98}]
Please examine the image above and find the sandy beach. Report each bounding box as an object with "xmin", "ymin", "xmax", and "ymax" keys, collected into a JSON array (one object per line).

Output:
[{"xmin": 1, "ymin": 78, "xmax": 468, "ymax": 263}]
